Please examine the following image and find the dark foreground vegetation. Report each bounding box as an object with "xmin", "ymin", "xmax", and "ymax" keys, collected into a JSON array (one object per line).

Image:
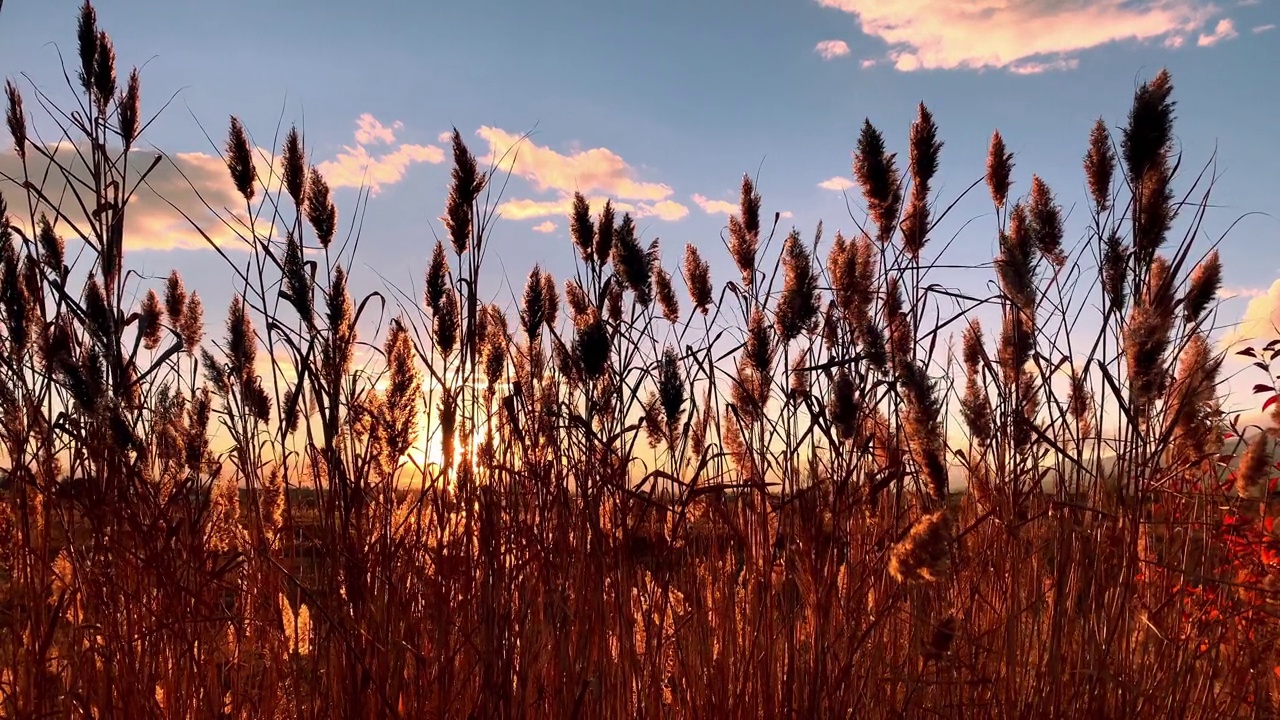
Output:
[{"xmin": 3, "ymin": 5, "xmax": 1280, "ymax": 718}]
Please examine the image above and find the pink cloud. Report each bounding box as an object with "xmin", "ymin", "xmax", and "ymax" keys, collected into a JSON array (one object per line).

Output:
[
  {"xmin": 1009, "ymin": 57, "xmax": 1080, "ymax": 75},
  {"xmin": 815, "ymin": 39, "xmax": 852, "ymax": 60},
  {"xmin": 532, "ymin": 221, "xmax": 557, "ymax": 233},
  {"xmin": 1198, "ymin": 18, "xmax": 1239, "ymax": 45},
  {"xmin": 354, "ymin": 114, "xmax": 403, "ymax": 145},
  {"xmin": 316, "ymin": 114, "xmax": 445, "ymax": 195},
  {"xmin": 815, "ymin": 0, "xmax": 1217, "ymax": 72},
  {"xmin": 478, "ymin": 127, "xmax": 688, "ymax": 223},
  {"xmin": 1255, "ymin": 24, "xmax": 1277, "ymax": 33}
]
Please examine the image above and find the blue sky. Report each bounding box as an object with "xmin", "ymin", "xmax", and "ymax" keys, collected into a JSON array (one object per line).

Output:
[{"xmin": 0, "ymin": 0, "xmax": 1278, "ymax": 410}]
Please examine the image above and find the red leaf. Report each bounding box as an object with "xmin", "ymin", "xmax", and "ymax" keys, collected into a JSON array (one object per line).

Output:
[{"xmin": 1265, "ymin": 395, "xmax": 1280, "ymax": 412}]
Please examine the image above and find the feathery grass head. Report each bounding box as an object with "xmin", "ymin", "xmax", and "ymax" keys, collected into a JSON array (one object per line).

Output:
[
  {"xmin": 1235, "ymin": 433, "xmax": 1271, "ymax": 498},
  {"xmin": 565, "ymin": 278, "xmax": 589, "ymax": 320},
  {"xmin": 118, "ymin": 68, "xmax": 140, "ymax": 149},
  {"xmin": 890, "ymin": 510, "xmax": 951, "ymax": 583},
  {"xmin": 444, "ymin": 129, "xmax": 485, "ymax": 255},
  {"xmin": 1084, "ymin": 118, "xmax": 1114, "ymax": 214},
  {"xmin": 595, "ymin": 200, "xmax": 615, "ymax": 266},
  {"xmin": 226, "ymin": 295, "xmax": 257, "ymax": 378},
  {"xmin": 682, "ymin": 243, "xmax": 712, "ymax": 315},
  {"xmin": 140, "ymin": 289, "xmax": 163, "ymax": 351},
  {"xmin": 830, "ymin": 367, "xmax": 858, "ymax": 440},
  {"xmin": 854, "ymin": 120, "xmax": 903, "ymax": 243},
  {"xmin": 657, "ymin": 347, "xmax": 685, "ymax": 438},
  {"xmin": 521, "ymin": 266, "xmax": 547, "ymax": 344},
  {"xmin": 610, "ymin": 214, "xmax": 653, "ymax": 306},
  {"xmin": 776, "ymin": 230, "xmax": 820, "ymax": 342},
  {"xmin": 1102, "ymin": 230, "xmax": 1130, "ymax": 313},
  {"xmin": 654, "ymin": 267, "xmax": 679, "ymax": 323},
  {"xmin": 77, "ymin": 2, "xmax": 99, "ymax": 97},
  {"xmin": 37, "ymin": 214, "xmax": 64, "ymax": 275},
  {"xmin": 305, "ymin": 168, "xmax": 337, "ymax": 248},
  {"xmin": 425, "ymin": 240, "xmax": 449, "ymax": 314},
  {"xmin": 728, "ymin": 175, "xmax": 762, "ymax": 286},
  {"xmin": 986, "ymin": 131, "xmax": 1014, "ymax": 209},
  {"xmin": 282, "ymin": 232, "xmax": 313, "ymax": 326},
  {"xmin": 745, "ymin": 308, "xmax": 775, "ymax": 376},
  {"xmin": 179, "ymin": 291, "xmax": 203, "ymax": 353},
  {"xmin": 573, "ymin": 308, "xmax": 610, "ymax": 380},
  {"xmin": 1122, "ymin": 69, "xmax": 1175, "ymax": 190},
  {"xmin": 434, "ymin": 291, "xmax": 458, "ymax": 357},
  {"xmin": 909, "ymin": 103, "xmax": 942, "ymax": 192},
  {"xmin": 225, "ymin": 116, "xmax": 256, "ymax": 202},
  {"xmin": 1184, "ymin": 249, "xmax": 1221, "ymax": 325},
  {"xmin": 571, "ymin": 192, "xmax": 594, "ymax": 263},
  {"xmin": 5, "ymin": 81, "xmax": 26, "ymax": 162},
  {"xmin": 1028, "ymin": 176, "xmax": 1065, "ymax": 268},
  {"xmin": 92, "ymin": 30, "xmax": 116, "ymax": 113},
  {"xmin": 282, "ymin": 126, "xmax": 307, "ymax": 207},
  {"xmin": 541, "ymin": 271, "xmax": 559, "ymax": 329}
]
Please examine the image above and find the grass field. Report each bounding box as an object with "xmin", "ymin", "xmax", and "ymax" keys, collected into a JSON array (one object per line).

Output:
[{"xmin": 3, "ymin": 4, "xmax": 1280, "ymax": 718}]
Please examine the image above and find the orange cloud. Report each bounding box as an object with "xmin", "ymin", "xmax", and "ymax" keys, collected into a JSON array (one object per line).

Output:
[
  {"xmin": 354, "ymin": 114, "xmax": 403, "ymax": 145},
  {"xmin": 477, "ymin": 126, "xmax": 688, "ymax": 223},
  {"xmin": 692, "ymin": 193, "xmax": 739, "ymax": 215},
  {"xmin": 819, "ymin": 176, "xmax": 856, "ymax": 191},
  {"xmin": 1219, "ymin": 280, "xmax": 1280, "ymax": 351},
  {"xmin": 1198, "ymin": 18, "xmax": 1239, "ymax": 45},
  {"xmin": 316, "ymin": 114, "xmax": 445, "ymax": 195},
  {"xmin": 1, "ymin": 145, "xmax": 265, "ymax": 252},
  {"xmin": 815, "ymin": 39, "xmax": 852, "ymax": 60},
  {"xmin": 532, "ymin": 221, "xmax": 557, "ymax": 233},
  {"xmin": 815, "ymin": 0, "xmax": 1217, "ymax": 72}
]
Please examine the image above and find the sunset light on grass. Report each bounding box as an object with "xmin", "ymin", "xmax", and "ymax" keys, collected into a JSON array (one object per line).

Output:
[{"xmin": 0, "ymin": 1, "xmax": 1279, "ymax": 718}]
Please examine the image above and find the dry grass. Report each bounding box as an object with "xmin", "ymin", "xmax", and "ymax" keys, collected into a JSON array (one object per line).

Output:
[{"xmin": 1, "ymin": 5, "xmax": 1279, "ymax": 719}]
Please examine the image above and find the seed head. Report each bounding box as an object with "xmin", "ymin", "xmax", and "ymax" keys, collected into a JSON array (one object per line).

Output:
[
  {"xmin": 37, "ymin": 214, "xmax": 64, "ymax": 275},
  {"xmin": 443, "ymin": 129, "xmax": 485, "ymax": 255},
  {"xmin": 5, "ymin": 81, "xmax": 26, "ymax": 161},
  {"xmin": 1184, "ymin": 249, "xmax": 1221, "ymax": 325},
  {"xmin": 1122, "ymin": 70, "xmax": 1175, "ymax": 191},
  {"xmin": 776, "ymin": 230, "xmax": 820, "ymax": 342},
  {"xmin": 1028, "ymin": 176, "xmax": 1065, "ymax": 268},
  {"xmin": 77, "ymin": 3, "xmax": 99, "ymax": 97},
  {"xmin": 830, "ymin": 367, "xmax": 858, "ymax": 440},
  {"xmin": 225, "ymin": 116, "xmax": 256, "ymax": 202},
  {"xmin": 728, "ymin": 175, "xmax": 761, "ymax": 286},
  {"xmin": 654, "ymin": 267, "xmax": 680, "ymax": 323},
  {"xmin": 610, "ymin": 215, "xmax": 653, "ymax": 306},
  {"xmin": 986, "ymin": 131, "xmax": 1014, "ymax": 209},
  {"xmin": 140, "ymin": 289, "xmax": 163, "ymax": 350},
  {"xmin": 118, "ymin": 68, "xmax": 140, "ymax": 149},
  {"xmin": 425, "ymin": 240, "xmax": 449, "ymax": 314},
  {"xmin": 854, "ymin": 120, "xmax": 903, "ymax": 243},
  {"xmin": 305, "ymin": 168, "xmax": 337, "ymax": 248},
  {"xmin": 92, "ymin": 30, "xmax": 116, "ymax": 113},
  {"xmin": 682, "ymin": 243, "xmax": 712, "ymax": 315},
  {"xmin": 282, "ymin": 126, "xmax": 307, "ymax": 207},
  {"xmin": 595, "ymin": 200, "xmax": 616, "ymax": 267},
  {"xmin": 889, "ymin": 510, "xmax": 952, "ymax": 583},
  {"xmin": 1084, "ymin": 118, "xmax": 1114, "ymax": 214},
  {"xmin": 180, "ymin": 292, "xmax": 203, "ymax": 353},
  {"xmin": 570, "ymin": 192, "xmax": 594, "ymax": 263}
]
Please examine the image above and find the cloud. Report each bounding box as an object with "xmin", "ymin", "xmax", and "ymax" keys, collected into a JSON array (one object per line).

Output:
[
  {"xmin": 1198, "ymin": 18, "xmax": 1239, "ymax": 45},
  {"xmin": 477, "ymin": 126, "xmax": 688, "ymax": 223},
  {"xmin": 438, "ymin": 131, "xmax": 454, "ymax": 144},
  {"xmin": 860, "ymin": 58, "xmax": 879, "ymax": 69},
  {"xmin": 0, "ymin": 144, "xmax": 267, "ymax": 252},
  {"xmin": 692, "ymin": 193, "xmax": 739, "ymax": 215},
  {"xmin": 316, "ymin": 114, "xmax": 445, "ymax": 195},
  {"xmin": 815, "ymin": 0, "xmax": 1218, "ymax": 72},
  {"xmin": 1164, "ymin": 34, "xmax": 1187, "ymax": 48},
  {"xmin": 1253, "ymin": 23, "xmax": 1276, "ymax": 33},
  {"xmin": 532, "ymin": 221, "xmax": 557, "ymax": 233},
  {"xmin": 1009, "ymin": 57, "xmax": 1081, "ymax": 75},
  {"xmin": 818, "ymin": 176, "xmax": 856, "ymax": 191},
  {"xmin": 780, "ymin": 211, "xmax": 795, "ymax": 219},
  {"xmin": 815, "ymin": 39, "xmax": 852, "ymax": 60},
  {"xmin": 1219, "ymin": 280, "xmax": 1280, "ymax": 350},
  {"xmin": 354, "ymin": 114, "xmax": 403, "ymax": 145}
]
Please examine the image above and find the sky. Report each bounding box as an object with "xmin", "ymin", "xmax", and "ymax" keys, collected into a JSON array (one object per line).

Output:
[{"xmin": 0, "ymin": 0, "xmax": 1278, "ymax": 417}]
